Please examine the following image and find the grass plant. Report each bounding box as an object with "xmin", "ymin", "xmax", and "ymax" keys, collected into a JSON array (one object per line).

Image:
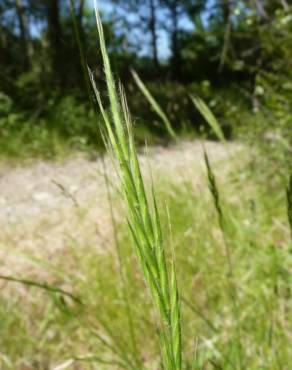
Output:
[
  {"xmin": 0, "ymin": 1, "xmax": 291, "ymax": 369},
  {"xmin": 203, "ymin": 151, "xmax": 243, "ymax": 369},
  {"xmin": 89, "ymin": 1, "xmax": 182, "ymax": 368},
  {"xmin": 1, "ymin": 149, "xmax": 291, "ymax": 368}
]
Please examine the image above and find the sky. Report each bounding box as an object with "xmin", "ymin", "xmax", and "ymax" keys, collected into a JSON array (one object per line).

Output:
[
  {"xmin": 9, "ymin": 0, "xmax": 214, "ymax": 60},
  {"xmin": 93, "ymin": 0, "xmax": 216, "ymax": 59},
  {"xmin": 92, "ymin": 0, "xmax": 172, "ymax": 58},
  {"xmin": 94, "ymin": 0, "xmax": 195, "ymax": 59}
]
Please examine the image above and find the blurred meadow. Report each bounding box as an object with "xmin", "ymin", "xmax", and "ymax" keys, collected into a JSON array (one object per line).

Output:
[{"xmin": 0, "ymin": 0, "xmax": 291, "ymax": 369}]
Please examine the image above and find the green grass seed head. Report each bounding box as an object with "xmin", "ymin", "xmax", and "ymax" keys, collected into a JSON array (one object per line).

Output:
[
  {"xmin": 90, "ymin": 2, "xmax": 182, "ymax": 368},
  {"xmin": 203, "ymin": 150, "xmax": 224, "ymax": 231}
]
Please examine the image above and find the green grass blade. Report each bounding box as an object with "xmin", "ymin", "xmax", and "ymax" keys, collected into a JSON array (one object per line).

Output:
[
  {"xmin": 166, "ymin": 207, "xmax": 182, "ymax": 370},
  {"xmin": 190, "ymin": 95, "xmax": 225, "ymax": 142},
  {"xmin": 131, "ymin": 69, "xmax": 177, "ymax": 141},
  {"xmin": 0, "ymin": 275, "xmax": 82, "ymax": 304},
  {"xmin": 203, "ymin": 150, "xmax": 244, "ymax": 369},
  {"xmin": 170, "ymin": 257, "xmax": 182, "ymax": 370}
]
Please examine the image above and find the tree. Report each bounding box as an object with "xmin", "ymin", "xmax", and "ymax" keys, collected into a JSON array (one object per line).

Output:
[
  {"xmin": 111, "ymin": 0, "xmax": 162, "ymax": 72},
  {"xmin": 149, "ymin": 0, "xmax": 160, "ymax": 70},
  {"xmin": 159, "ymin": 0, "xmax": 182, "ymax": 78},
  {"xmin": 45, "ymin": 0, "xmax": 66, "ymax": 87},
  {"xmin": 16, "ymin": 0, "xmax": 31, "ymax": 69},
  {"xmin": 159, "ymin": 0, "xmax": 205, "ymax": 79}
]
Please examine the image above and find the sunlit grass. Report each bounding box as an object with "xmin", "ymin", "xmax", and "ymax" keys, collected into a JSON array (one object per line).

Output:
[
  {"xmin": 88, "ymin": 2, "xmax": 182, "ymax": 368},
  {"xmin": 0, "ymin": 1, "xmax": 291, "ymax": 369},
  {"xmin": 1, "ymin": 151, "xmax": 291, "ymax": 369}
]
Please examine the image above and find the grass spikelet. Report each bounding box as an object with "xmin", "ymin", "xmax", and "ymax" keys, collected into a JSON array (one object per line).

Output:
[
  {"xmin": 131, "ymin": 69, "xmax": 177, "ymax": 141},
  {"xmin": 203, "ymin": 150, "xmax": 225, "ymax": 232},
  {"xmin": 203, "ymin": 149, "xmax": 234, "ymax": 285},
  {"xmin": 190, "ymin": 95, "xmax": 225, "ymax": 142},
  {"xmin": 203, "ymin": 150, "xmax": 243, "ymax": 369},
  {"xmin": 90, "ymin": 1, "xmax": 182, "ymax": 368}
]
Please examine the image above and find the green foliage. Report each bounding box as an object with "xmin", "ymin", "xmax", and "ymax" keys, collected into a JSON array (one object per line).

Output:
[
  {"xmin": 0, "ymin": 92, "xmax": 13, "ymax": 116},
  {"xmin": 1, "ymin": 3, "xmax": 292, "ymax": 369},
  {"xmin": 0, "ymin": 95, "xmax": 104, "ymax": 160},
  {"xmin": 1, "ymin": 0, "xmax": 292, "ymax": 156},
  {"xmin": 49, "ymin": 96, "xmax": 100, "ymax": 145}
]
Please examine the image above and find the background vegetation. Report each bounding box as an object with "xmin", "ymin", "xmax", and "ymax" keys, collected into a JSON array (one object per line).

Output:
[
  {"xmin": 0, "ymin": 1, "xmax": 291, "ymax": 369},
  {"xmin": 0, "ymin": 0, "xmax": 291, "ymax": 161}
]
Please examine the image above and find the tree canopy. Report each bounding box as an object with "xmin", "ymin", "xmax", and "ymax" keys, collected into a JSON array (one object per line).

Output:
[{"xmin": 0, "ymin": 0, "xmax": 291, "ymax": 155}]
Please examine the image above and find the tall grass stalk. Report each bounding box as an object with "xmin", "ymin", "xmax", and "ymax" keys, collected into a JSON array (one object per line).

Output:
[
  {"xmin": 89, "ymin": 1, "xmax": 182, "ymax": 368},
  {"xmin": 203, "ymin": 151, "xmax": 243, "ymax": 369},
  {"xmin": 102, "ymin": 157, "xmax": 141, "ymax": 367},
  {"xmin": 131, "ymin": 69, "xmax": 178, "ymax": 141}
]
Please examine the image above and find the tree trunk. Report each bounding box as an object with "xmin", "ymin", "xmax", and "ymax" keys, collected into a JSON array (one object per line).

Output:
[
  {"xmin": 46, "ymin": 0, "xmax": 65, "ymax": 88},
  {"xmin": 170, "ymin": 0, "xmax": 181, "ymax": 79},
  {"xmin": 16, "ymin": 0, "xmax": 30, "ymax": 69},
  {"xmin": 149, "ymin": 0, "xmax": 160, "ymax": 71},
  {"xmin": 221, "ymin": 0, "xmax": 230, "ymax": 21}
]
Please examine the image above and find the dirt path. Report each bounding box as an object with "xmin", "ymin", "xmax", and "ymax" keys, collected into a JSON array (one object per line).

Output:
[{"xmin": 0, "ymin": 140, "xmax": 238, "ymax": 278}]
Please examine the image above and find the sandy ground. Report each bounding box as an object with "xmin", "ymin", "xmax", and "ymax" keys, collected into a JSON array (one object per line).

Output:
[{"xmin": 0, "ymin": 140, "xmax": 237, "ymax": 278}]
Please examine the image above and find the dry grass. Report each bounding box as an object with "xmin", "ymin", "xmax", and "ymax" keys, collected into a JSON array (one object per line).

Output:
[{"xmin": 0, "ymin": 139, "xmax": 291, "ymax": 369}]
